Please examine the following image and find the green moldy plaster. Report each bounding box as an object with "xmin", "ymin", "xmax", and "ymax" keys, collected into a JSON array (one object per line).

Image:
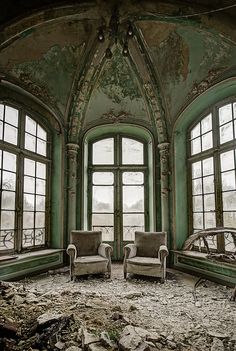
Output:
[{"xmin": 11, "ymin": 44, "xmax": 82, "ymax": 115}]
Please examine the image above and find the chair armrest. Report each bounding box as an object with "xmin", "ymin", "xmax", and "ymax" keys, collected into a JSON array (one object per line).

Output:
[
  {"xmin": 124, "ymin": 244, "xmax": 137, "ymax": 259},
  {"xmin": 159, "ymin": 245, "xmax": 169, "ymax": 261},
  {"xmin": 66, "ymin": 244, "xmax": 77, "ymax": 261},
  {"xmin": 98, "ymin": 243, "xmax": 113, "ymax": 258}
]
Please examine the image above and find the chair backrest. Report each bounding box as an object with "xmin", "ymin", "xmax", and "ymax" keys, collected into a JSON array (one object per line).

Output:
[
  {"xmin": 135, "ymin": 231, "xmax": 167, "ymax": 257},
  {"xmin": 70, "ymin": 230, "xmax": 102, "ymax": 256}
]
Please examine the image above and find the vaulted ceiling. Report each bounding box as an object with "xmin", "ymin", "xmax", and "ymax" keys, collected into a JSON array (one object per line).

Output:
[{"xmin": 0, "ymin": 1, "xmax": 235, "ymax": 140}]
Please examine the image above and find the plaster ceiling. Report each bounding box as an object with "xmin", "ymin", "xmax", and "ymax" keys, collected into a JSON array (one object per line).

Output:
[{"xmin": 0, "ymin": 0, "xmax": 235, "ymax": 137}]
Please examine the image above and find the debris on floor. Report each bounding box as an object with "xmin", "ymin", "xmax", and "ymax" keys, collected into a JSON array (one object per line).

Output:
[{"xmin": 0, "ymin": 265, "xmax": 235, "ymax": 350}]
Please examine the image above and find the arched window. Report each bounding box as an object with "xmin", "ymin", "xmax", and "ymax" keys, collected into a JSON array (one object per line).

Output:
[
  {"xmin": 189, "ymin": 100, "xmax": 236, "ymax": 252},
  {"xmin": 0, "ymin": 103, "xmax": 49, "ymax": 253},
  {"xmin": 88, "ymin": 134, "xmax": 148, "ymax": 259}
]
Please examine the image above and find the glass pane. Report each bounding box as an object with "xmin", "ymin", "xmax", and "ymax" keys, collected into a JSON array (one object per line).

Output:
[
  {"xmin": 24, "ymin": 194, "xmax": 35, "ymax": 211},
  {"xmin": 37, "ymin": 125, "xmax": 47, "ymax": 140},
  {"xmin": 0, "ymin": 104, "xmax": 4, "ymax": 120},
  {"xmin": 122, "ymin": 138, "xmax": 144, "ymax": 164},
  {"xmin": 192, "ymin": 161, "xmax": 202, "ymax": 178},
  {"xmin": 219, "ymin": 104, "xmax": 232, "ymax": 125},
  {"xmin": 23, "ymin": 212, "xmax": 34, "ymax": 228},
  {"xmin": 1, "ymin": 191, "xmax": 15, "ymax": 210},
  {"xmin": 35, "ymin": 212, "xmax": 45, "ymax": 227},
  {"xmin": 220, "ymin": 150, "xmax": 235, "ymax": 171},
  {"xmin": 234, "ymin": 103, "xmax": 236, "ymax": 119},
  {"xmin": 0, "ymin": 120, "xmax": 3, "ymax": 140},
  {"xmin": 25, "ymin": 133, "xmax": 36, "ymax": 152},
  {"xmin": 92, "ymin": 186, "xmax": 113, "ymax": 212},
  {"xmin": 4, "ymin": 124, "xmax": 17, "ymax": 145},
  {"xmin": 202, "ymin": 131, "xmax": 213, "ymax": 151},
  {"xmin": 191, "ymin": 123, "xmax": 200, "ymax": 139},
  {"xmin": 123, "ymin": 186, "xmax": 144, "ymax": 212},
  {"xmin": 35, "ymin": 228, "xmax": 45, "ymax": 245},
  {"xmin": 24, "ymin": 176, "xmax": 35, "ymax": 193},
  {"xmin": 92, "ymin": 138, "xmax": 114, "ymax": 165},
  {"xmin": 192, "ymin": 178, "xmax": 202, "ymax": 195},
  {"xmin": 201, "ymin": 114, "xmax": 212, "ymax": 133},
  {"xmin": 5, "ymin": 106, "xmax": 18, "ymax": 127},
  {"xmin": 36, "ymin": 162, "xmax": 46, "ymax": 179},
  {"xmin": 36, "ymin": 179, "xmax": 46, "ymax": 195},
  {"xmin": 22, "ymin": 229, "xmax": 34, "ymax": 247},
  {"xmin": 0, "ymin": 230, "xmax": 14, "ymax": 250},
  {"xmin": 2, "ymin": 171, "xmax": 16, "ymax": 190},
  {"xmin": 204, "ymin": 212, "xmax": 216, "ymax": 229},
  {"xmin": 36, "ymin": 195, "xmax": 46, "ymax": 211},
  {"xmin": 1, "ymin": 211, "xmax": 15, "ymax": 229},
  {"xmin": 123, "ymin": 172, "xmax": 144, "ymax": 184},
  {"xmin": 192, "ymin": 195, "xmax": 203, "ymax": 212},
  {"xmin": 93, "ymin": 172, "xmax": 114, "ymax": 185},
  {"xmin": 206, "ymin": 235, "xmax": 217, "ymax": 249},
  {"xmin": 25, "ymin": 115, "xmax": 36, "ymax": 135},
  {"xmin": 222, "ymin": 191, "xmax": 236, "ymax": 211},
  {"xmin": 3, "ymin": 152, "xmax": 16, "ymax": 172},
  {"xmin": 193, "ymin": 212, "xmax": 203, "ymax": 230},
  {"xmin": 203, "ymin": 157, "xmax": 214, "ymax": 176},
  {"xmin": 92, "ymin": 214, "xmax": 114, "ymax": 241},
  {"xmin": 191, "ymin": 137, "xmax": 201, "ymax": 155},
  {"xmin": 221, "ymin": 171, "xmax": 236, "ymax": 191},
  {"xmin": 220, "ymin": 122, "xmax": 233, "ymax": 144},
  {"xmin": 203, "ymin": 175, "xmax": 214, "ymax": 193},
  {"xmin": 224, "ymin": 233, "xmax": 236, "ymax": 253},
  {"xmin": 123, "ymin": 214, "xmax": 145, "ymax": 241},
  {"xmin": 37, "ymin": 139, "xmax": 46, "ymax": 156},
  {"xmin": 204, "ymin": 194, "xmax": 215, "ymax": 211},
  {"xmin": 24, "ymin": 158, "xmax": 35, "ymax": 176},
  {"xmin": 223, "ymin": 212, "xmax": 236, "ymax": 227}
]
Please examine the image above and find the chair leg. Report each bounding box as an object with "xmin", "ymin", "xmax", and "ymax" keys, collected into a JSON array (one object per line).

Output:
[
  {"xmin": 161, "ymin": 277, "xmax": 165, "ymax": 284},
  {"xmin": 124, "ymin": 272, "xmax": 127, "ymax": 279}
]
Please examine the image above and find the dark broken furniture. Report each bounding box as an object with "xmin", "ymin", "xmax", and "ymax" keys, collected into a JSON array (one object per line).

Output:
[
  {"xmin": 123, "ymin": 231, "xmax": 169, "ymax": 283},
  {"xmin": 66, "ymin": 230, "xmax": 112, "ymax": 281},
  {"xmin": 183, "ymin": 227, "xmax": 236, "ymax": 262}
]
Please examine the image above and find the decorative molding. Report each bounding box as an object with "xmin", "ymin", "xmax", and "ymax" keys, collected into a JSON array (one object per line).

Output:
[{"xmin": 101, "ymin": 109, "xmax": 132, "ymax": 123}]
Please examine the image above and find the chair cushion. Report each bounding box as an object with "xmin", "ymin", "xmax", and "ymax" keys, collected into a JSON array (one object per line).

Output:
[
  {"xmin": 74, "ymin": 255, "xmax": 108, "ymax": 264},
  {"xmin": 135, "ymin": 231, "xmax": 166, "ymax": 257},
  {"xmin": 70, "ymin": 231, "xmax": 102, "ymax": 256},
  {"xmin": 127, "ymin": 256, "xmax": 161, "ymax": 266}
]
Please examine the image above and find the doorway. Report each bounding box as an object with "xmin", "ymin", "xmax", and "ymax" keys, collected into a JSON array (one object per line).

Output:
[{"xmin": 88, "ymin": 134, "xmax": 148, "ymax": 259}]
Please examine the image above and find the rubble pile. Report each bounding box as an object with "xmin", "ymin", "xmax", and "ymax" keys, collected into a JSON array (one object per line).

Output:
[{"xmin": 0, "ymin": 265, "xmax": 235, "ymax": 350}]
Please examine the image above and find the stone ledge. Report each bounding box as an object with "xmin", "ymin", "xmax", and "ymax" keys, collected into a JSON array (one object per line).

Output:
[{"xmin": 0, "ymin": 249, "xmax": 64, "ymax": 281}]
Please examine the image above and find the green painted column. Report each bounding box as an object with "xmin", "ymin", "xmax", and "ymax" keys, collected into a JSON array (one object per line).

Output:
[
  {"xmin": 158, "ymin": 142, "xmax": 170, "ymax": 234},
  {"xmin": 67, "ymin": 143, "xmax": 79, "ymax": 241}
]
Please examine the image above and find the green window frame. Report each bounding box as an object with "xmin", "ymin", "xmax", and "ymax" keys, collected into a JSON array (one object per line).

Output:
[
  {"xmin": 0, "ymin": 102, "xmax": 50, "ymax": 254},
  {"xmin": 188, "ymin": 99, "xmax": 236, "ymax": 253}
]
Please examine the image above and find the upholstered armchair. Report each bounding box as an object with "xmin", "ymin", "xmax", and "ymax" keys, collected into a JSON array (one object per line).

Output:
[
  {"xmin": 123, "ymin": 231, "xmax": 169, "ymax": 283},
  {"xmin": 66, "ymin": 230, "xmax": 112, "ymax": 281}
]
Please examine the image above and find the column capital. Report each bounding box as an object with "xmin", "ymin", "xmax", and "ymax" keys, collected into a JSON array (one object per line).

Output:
[
  {"xmin": 158, "ymin": 142, "xmax": 170, "ymax": 151},
  {"xmin": 67, "ymin": 143, "xmax": 80, "ymax": 154}
]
